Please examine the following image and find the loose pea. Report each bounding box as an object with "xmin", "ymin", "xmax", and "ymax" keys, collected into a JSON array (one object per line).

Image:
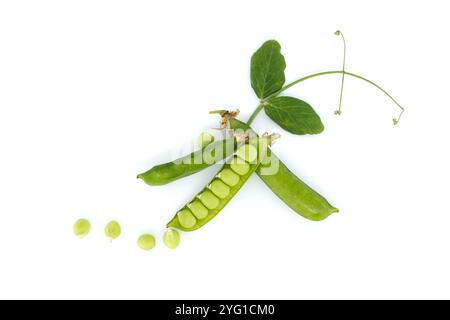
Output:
[
  {"xmin": 188, "ymin": 200, "xmax": 208, "ymax": 219},
  {"xmin": 230, "ymin": 157, "xmax": 250, "ymax": 175},
  {"xmin": 104, "ymin": 221, "xmax": 121, "ymax": 241},
  {"xmin": 73, "ymin": 218, "xmax": 91, "ymax": 238},
  {"xmin": 137, "ymin": 234, "xmax": 156, "ymax": 251},
  {"xmin": 236, "ymin": 144, "xmax": 258, "ymax": 163},
  {"xmin": 198, "ymin": 132, "xmax": 215, "ymax": 148},
  {"xmin": 163, "ymin": 229, "xmax": 180, "ymax": 249},
  {"xmin": 198, "ymin": 190, "xmax": 220, "ymax": 209},
  {"xmin": 217, "ymin": 168, "xmax": 240, "ymax": 186},
  {"xmin": 177, "ymin": 209, "xmax": 197, "ymax": 228},
  {"xmin": 209, "ymin": 179, "xmax": 230, "ymax": 199}
]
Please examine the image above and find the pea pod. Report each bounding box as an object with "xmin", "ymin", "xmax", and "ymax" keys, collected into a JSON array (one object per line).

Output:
[
  {"xmin": 137, "ymin": 138, "xmax": 236, "ymax": 186},
  {"xmin": 229, "ymin": 118, "xmax": 338, "ymax": 221},
  {"xmin": 167, "ymin": 137, "xmax": 270, "ymax": 231}
]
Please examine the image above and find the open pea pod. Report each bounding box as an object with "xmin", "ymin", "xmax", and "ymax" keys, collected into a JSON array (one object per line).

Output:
[
  {"xmin": 229, "ymin": 118, "xmax": 338, "ymax": 221},
  {"xmin": 167, "ymin": 137, "xmax": 270, "ymax": 231}
]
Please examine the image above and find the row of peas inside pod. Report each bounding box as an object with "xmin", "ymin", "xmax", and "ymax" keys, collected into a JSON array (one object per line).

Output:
[{"xmin": 169, "ymin": 132, "xmax": 266, "ymax": 231}]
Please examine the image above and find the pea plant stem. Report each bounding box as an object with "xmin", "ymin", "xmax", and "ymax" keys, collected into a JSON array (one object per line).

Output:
[
  {"xmin": 246, "ymin": 70, "xmax": 405, "ymax": 126},
  {"xmin": 246, "ymin": 104, "xmax": 263, "ymax": 126}
]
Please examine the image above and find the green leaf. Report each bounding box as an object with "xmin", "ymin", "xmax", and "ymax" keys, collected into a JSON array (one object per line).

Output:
[
  {"xmin": 250, "ymin": 40, "xmax": 286, "ymax": 99},
  {"xmin": 264, "ymin": 96, "xmax": 324, "ymax": 135}
]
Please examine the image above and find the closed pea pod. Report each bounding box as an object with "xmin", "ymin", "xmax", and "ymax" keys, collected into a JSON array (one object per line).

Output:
[
  {"xmin": 258, "ymin": 150, "xmax": 338, "ymax": 220},
  {"xmin": 167, "ymin": 136, "xmax": 273, "ymax": 231},
  {"xmin": 229, "ymin": 118, "xmax": 338, "ymax": 221},
  {"xmin": 137, "ymin": 138, "xmax": 236, "ymax": 186}
]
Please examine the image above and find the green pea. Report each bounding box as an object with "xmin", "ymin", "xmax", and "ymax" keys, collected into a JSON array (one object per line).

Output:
[
  {"xmin": 198, "ymin": 190, "xmax": 220, "ymax": 209},
  {"xmin": 236, "ymin": 144, "xmax": 258, "ymax": 163},
  {"xmin": 177, "ymin": 209, "xmax": 197, "ymax": 228},
  {"xmin": 209, "ymin": 179, "xmax": 230, "ymax": 199},
  {"xmin": 163, "ymin": 229, "xmax": 180, "ymax": 249},
  {"xmin": 188, "ymin": 200, "xmax": 208, "ymax": 219},
  {"xmin": 217, "ymin": 168, "xmax": 240, "ymax": 186},
  {"xmin": 73, "ymin": 218, "xmax": 91, "ymax": 238},
  {"xmin": 198, "ymin": 132, "xmax": 215, "ymax": 148},
  {"xmin": 137, "ymin": 234, "xmax": 156, "ymax": 251},
  {"xmin": 230, "ymin": 157, "xmax": 250, "ymax": 175},
  {"xmin": 104, "ymin": 221, "xmax": 121, "ymax": 241}
]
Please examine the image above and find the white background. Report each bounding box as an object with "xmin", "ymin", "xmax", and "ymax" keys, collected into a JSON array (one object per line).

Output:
[{"xmin": 0, "ymin": 0, "xmax": 449, "ymax": 300}]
